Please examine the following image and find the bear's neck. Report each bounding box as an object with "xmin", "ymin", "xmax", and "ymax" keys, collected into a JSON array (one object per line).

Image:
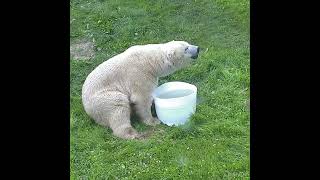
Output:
[{"xmin": 146, "ymin": 53, "xmax": 177, "ymax": 78}]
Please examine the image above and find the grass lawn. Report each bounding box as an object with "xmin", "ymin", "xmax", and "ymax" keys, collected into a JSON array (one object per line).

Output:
[{"xmin": 70, "ymin": 0, "xmax": 250, "ymax": 179}]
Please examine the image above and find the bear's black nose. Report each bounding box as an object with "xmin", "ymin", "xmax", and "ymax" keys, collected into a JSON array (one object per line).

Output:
[{"xmin": 197, "ymin": 47, "xmax": 200, "ymax": 53}]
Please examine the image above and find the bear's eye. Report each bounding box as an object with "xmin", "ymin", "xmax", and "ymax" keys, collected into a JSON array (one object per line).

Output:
[{"xmin": 185, "ymin": 47, "xmax": 189, "ymax": 51}]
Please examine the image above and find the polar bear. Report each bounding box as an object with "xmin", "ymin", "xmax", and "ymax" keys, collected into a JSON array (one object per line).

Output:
[{"xmin": 82, "ymin": 40, "xmax": 200, "ymax": 139}]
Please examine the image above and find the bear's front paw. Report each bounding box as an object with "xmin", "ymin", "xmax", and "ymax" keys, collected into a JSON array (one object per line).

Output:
[{"xmin": 144, "ymin": 117, "xmax": 161, "ymax": 126}]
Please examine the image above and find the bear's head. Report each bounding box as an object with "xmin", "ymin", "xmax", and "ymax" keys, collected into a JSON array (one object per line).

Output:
[{"xmin": 162, "ymin": 40, "xmax": 200, "ymax": 71}]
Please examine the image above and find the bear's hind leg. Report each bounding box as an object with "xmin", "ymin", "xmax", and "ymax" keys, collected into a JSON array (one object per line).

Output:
[
  {"xmin": 109, "ymin": 105, "xmax": 141, "ymax": 139},
  {"xmin": 89, "ymin": 91, "xmax": 142, "ymax": 139}
]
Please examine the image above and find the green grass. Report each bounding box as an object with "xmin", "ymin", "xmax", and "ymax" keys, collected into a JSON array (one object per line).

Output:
[{"xmin": 70, "ymin": 0, "xmax": 249, "ymax": 179}]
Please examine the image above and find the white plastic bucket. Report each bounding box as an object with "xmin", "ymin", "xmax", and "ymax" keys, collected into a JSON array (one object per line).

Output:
[{"xmin": 152, "ymin": 81, "xmax": 197, "ymax": 126}]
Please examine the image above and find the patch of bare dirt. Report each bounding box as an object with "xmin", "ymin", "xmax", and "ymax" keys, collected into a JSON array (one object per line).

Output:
[{"xmin": 70, "ymin": 40, "xmax": 95, "ymax": 60}]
